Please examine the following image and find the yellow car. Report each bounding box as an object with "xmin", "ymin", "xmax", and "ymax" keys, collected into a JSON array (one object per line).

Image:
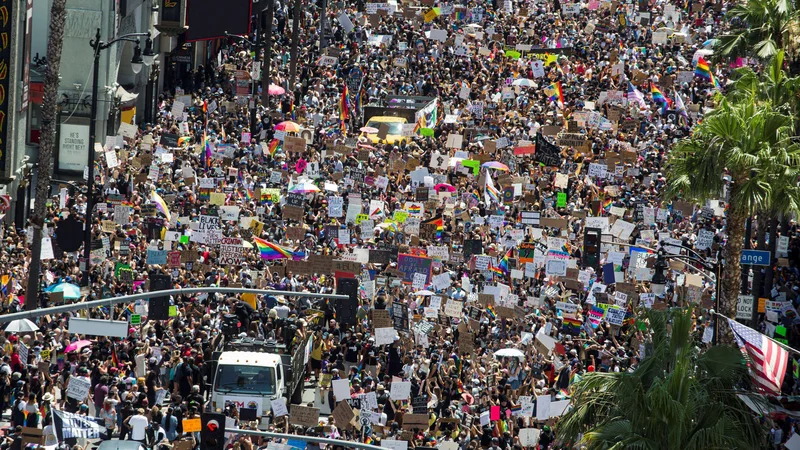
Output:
[{"xmin": 363, "ymin": 116, "xmax": 409, "ymax": 145}]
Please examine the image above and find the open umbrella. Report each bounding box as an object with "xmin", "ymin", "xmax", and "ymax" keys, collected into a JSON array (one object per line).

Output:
[
  {"xmin": 482, "ymin": 161, "xmax": 510, "ymax": 171},
  {"xmin": 288, "ymin": 182, "xmax": 320, "ymax": 194},
  {"xmin": 5, "ymin": 319, "xmax": 39, "ymax": 333},
  {"xmin": 360, "ymin": 126, "xmax": 379, "ymax": 134},
  {"xmin": 435, "ymin": 183, "xmax": 456, "ymax": 192},
  {"xmin": 494, "ymin": 348, "xmax": 525, "ymax": 360},
  {"xmin": 275, "ymin": 121, "xmax": 301, "ymax": 133},
  {"xmin": 512, "ymin": 78, "xmax": 535, "ymax": 87},
  {"xmin": 65, "ymin": 339, "xmax": 92, "ymax": 353},
  {"xmin": 268, "ymin": 84, "xmax": 286, "ymax": 96},
  {"xmin": 45, "ymin": 282, "xmax": 82, "ymax": 299}
]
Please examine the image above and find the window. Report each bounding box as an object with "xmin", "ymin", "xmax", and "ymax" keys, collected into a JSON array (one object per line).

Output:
[{"xmin": 214, "ymin": 365, "xmax": 276, "ymax": 395}]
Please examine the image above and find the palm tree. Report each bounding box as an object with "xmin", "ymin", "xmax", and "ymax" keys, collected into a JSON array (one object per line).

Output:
[
  {"xmin": 555, "ymin": 308, "xmax": 768, "ymax": 449},
  {"xmin": 25, "ymin": 0, "xmax": 67, "ymax": 310},
  {"xmin": 726, "ymin": 51, "xmax": 800, "ymax": 113},
  {"xmin": 664, "ymin": 97, "xmax": 800, "ymax": 329},
  {"xmin": 715, "ymin": 0, "xmax": 800, "ymax": 60}
]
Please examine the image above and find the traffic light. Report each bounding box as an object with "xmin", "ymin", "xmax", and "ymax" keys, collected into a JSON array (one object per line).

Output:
[
  {"xmin": 334, "ymin": 278, "xmax": 359, "ymax": 326},
  {"xmin": 201, "ymin": 412, "xmax": 227, "ymax": 450},
  {"xmin": 583, "ymin": 227, "xmax": 602, "ymax": 271}
]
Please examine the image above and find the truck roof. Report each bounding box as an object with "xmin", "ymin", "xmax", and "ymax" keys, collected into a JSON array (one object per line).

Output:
[
  {"xmin": 218, "ymin": 351, "xmax": 283, "ymax": 367},
  {"xmin": 367, "ymin": 116, "xmax": 407, "ymax": 122}
]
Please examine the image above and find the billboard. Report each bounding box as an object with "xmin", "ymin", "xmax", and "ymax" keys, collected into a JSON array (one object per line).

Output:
[{"xmin": 186, "ymin": 0, "xmax": 251, "ymax": 41}]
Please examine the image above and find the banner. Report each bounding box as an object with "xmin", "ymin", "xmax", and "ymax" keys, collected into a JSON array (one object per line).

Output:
[{"xmin": 54, "ymin": 410, "xmax": 106, "ymax": 440}]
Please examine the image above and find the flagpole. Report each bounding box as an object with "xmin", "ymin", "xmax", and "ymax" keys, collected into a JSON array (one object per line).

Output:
[{"xmin": 712, "ymin": 311, "xmax": 800, "ymax": 356}]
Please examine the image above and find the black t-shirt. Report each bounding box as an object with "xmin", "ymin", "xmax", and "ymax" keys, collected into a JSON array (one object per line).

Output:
[{"xmin": 345, "ymin": 340, "xmax": 360, "ymax": 363}]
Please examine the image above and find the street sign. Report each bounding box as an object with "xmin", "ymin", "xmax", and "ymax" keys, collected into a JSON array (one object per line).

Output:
[
  {"xmin": 740, "ymin": 249, "xmax": 771, "ymax": 266},
  {"xmin": 736, "ymin": 295, "xmax": 754, "ymax": 320}
]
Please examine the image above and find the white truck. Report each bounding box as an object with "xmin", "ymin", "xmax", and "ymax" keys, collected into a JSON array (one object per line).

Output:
[{"xmin": 208, "ymin": 337, "xmax": 309, "ymax": 421}]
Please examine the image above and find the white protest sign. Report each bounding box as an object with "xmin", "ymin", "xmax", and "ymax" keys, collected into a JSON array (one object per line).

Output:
[
  {"xmin": 375, "ymin": 327, "xmax": 397, "ymax": 346},
  {"xmin": 66, "ymin": 377, "xmax": 92, "ymax": 401},
  {"xmin": 270, "ymin": 398, "xmax": 289, "ymax": 417},
  {"xmin": 332, "ymin": 379, "xmax": 351, "ymax": 401},
  {"xmin": 519, "ymin": 429, "xmax": 541, "ymax": 447},
  {"xmin": 390, "ymin": 381, "xmax": 412, "ymax": 400}
]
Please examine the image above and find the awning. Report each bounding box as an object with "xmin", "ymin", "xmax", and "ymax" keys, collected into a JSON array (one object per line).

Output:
[{"xmin": 115, "ymin": 85, "xmax": 139, "ymax": 109}]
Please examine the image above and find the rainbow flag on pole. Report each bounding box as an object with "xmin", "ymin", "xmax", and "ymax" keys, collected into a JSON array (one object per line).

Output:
[
  {"xmin": 253, "ymin": 237, "xmax": 306, "ymax": 260},
  {"xmin": 695, "ymin": 57, "xmax": 720, "ymax": 88},
  {"xmin": 545, "ymin": 82, "xmax": 565, "ymax": 106},
  {"xmin": 650, "ymin": 82, "xmax": 671, "ymax": 113}
]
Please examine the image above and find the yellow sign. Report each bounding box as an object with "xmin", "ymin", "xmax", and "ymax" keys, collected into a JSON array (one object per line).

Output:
[
  {"xmin": 355, "ymin": 214, "xmax": 370, "ymax": 225},
  {"xmin": 210, "ymin": 192, "xmax": 226, "ymax": 206},
  {"xmin": 320, "ymin": 373, "xmax": 332, "ymax": 387},
  {"xmin": 182, "ymin": 418, "xmax": 201, "ymax": 433},
  {"xmin": 241, "ymin": 293, "xmax": 257, "ymax": 309},
  {"xmin": 393, "ymin": 210, "xmax": 409, "ymax": 223},
  {"xmin": 758, "ymin": 297, "xmax": 767, "ymax": 313},
  {"xmin": 424, "ymin": 8, "xmax": 438, "ymax": 22}
]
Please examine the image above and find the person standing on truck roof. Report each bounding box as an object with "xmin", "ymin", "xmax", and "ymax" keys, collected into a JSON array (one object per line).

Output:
[
  {"xmin": 274, "ymin": 297, "xmax": 291, "ymax": 319},
  {"xmin": 309, "ymin": 330, "xmax": 325, "ymax": 382}
]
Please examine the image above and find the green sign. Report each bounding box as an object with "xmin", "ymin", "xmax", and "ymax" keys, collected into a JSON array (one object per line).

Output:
[
  {"xmin": 130, "ymin": 314, "xmax": 141, "ymax": 325},
  {"xmin": 169, "ymin": 306, "xmax": 178, "ymax": 317},
  {"xmin": 179, "ymin": 235, "xmax": 189, "ymax": 244},
  {"xmin": 557, "ymin": 192, "xmax": 567, "ymax": 208}
]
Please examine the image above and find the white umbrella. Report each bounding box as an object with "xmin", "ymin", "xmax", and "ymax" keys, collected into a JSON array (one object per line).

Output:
[
  {"xmin": 5, "ymin": 319, "xmax": 39, "ymax": 333},
  {"xmin": 494, "ymin": 348, "xmax": 525, "ymax": 360},
  {"xmin": 512, "ymin": 78, "xmax": 535, "ymax": 87},
  {"xmin": 412, "ymin": 290, "xmax": 435, "ymax": 296}
]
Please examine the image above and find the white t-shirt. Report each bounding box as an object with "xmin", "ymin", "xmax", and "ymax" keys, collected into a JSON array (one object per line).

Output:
[{"xmin": 129, "ymin": 414, "xmax": 149, "ymax": 440}]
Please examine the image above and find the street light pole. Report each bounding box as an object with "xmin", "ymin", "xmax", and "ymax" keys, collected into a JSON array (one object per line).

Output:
[
  {"xmin": 289, "ymin": 0, "xmax": 302, "ymax": 88},
  {"xmin": 225, "ymin": 30, "xmax": 261, "ymax": 133},
  {"xmin": 262, "ymin": 0, "xmax": 274, "ymax": 107},
  {"xmin": 83, "ymin": 28, "xmax": 155, "ymax": 287}
]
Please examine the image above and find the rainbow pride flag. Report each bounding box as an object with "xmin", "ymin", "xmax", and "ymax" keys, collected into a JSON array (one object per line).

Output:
[
  {"xmin": 486, "ymin": 304, "xmax": 497, "ymax": 319},
  {"xmin": 695, "ymin": 57, "xmax": 720, "ymax": 88},
  {"xmin": 650, "ymin": 82, "xmax": 670, "ymax": 113},
  {"xmin": 268, "ymin": 139, "xmax": 280, "ymax": 156},
  {"xmin": 423, "ymin": 215, "xmax": 443, "ymax": 239},
  {"xmin": 545, "ymin": 82, "xmax": 565, "ymax": 105},
  {"xmin": 562, "ymin": 317, "xmax": 582, "ymax": 334},
  {"xmin": 407, "ymin": 204, "xmax": 422, "ymax": 215},
  {"xmin": 496, "ymin": 248, "xmax": 511, "ymax": 275},
  {"xmin": 253, "ymin": 237, "xmax": 305, "ymax": 260}
]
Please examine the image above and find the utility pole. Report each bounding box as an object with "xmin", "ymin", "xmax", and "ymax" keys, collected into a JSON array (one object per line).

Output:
[
  {"xmin": 251, "ymin": 23, "xmax": 261, "ymax": 133},
  {"xmin": 288, "ymin": 0, "xmax": 302, "ymax": 89},
  {"xmin": 320, "ymin": 0, "xmax": 328, "ymax": 49},
  {"xmin": 261, "ymin": 0, "xmax": 274, "ymax": 107}
]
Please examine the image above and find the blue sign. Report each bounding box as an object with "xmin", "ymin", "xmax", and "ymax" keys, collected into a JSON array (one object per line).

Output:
[{"xmin": 741, "ymin": 250, "xmax": 771, "ymax": 266}]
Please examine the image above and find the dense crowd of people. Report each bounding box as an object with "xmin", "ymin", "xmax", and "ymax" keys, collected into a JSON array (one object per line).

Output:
[{"xmin": 3, "ymin": 0, "xmax": 800, "ymax": 449}]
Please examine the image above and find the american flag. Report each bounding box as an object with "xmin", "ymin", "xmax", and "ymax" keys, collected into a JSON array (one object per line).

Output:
[
  {"xmin": 728, "ymin": 318, "xmax": 788, "ymax": 395},
  {"xmin": 627, "ymin": 82, "xmax": 647, "ymax": 109}
]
